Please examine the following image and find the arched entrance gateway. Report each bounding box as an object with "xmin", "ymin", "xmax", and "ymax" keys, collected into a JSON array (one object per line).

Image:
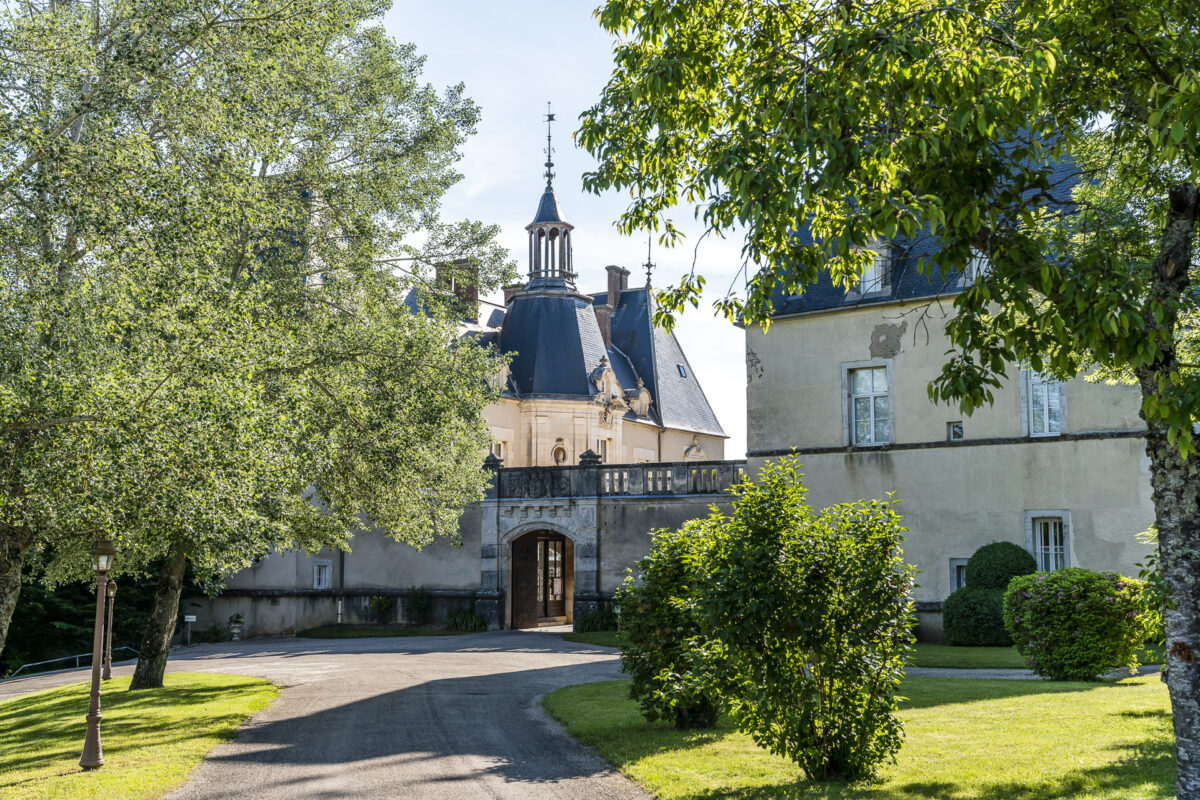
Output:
[{"xmin": 510, "ymin": 530, "xmax": 574, "ymax": 628}]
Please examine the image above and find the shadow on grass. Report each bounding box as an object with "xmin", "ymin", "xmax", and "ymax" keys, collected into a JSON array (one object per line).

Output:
[
  {"xmin": 681, "ymin": 742, "xmax": 1174, "ymax": 799},
  {"xmin": 0, "ymin": 679, "xmax": 265, "ymax": 776}
]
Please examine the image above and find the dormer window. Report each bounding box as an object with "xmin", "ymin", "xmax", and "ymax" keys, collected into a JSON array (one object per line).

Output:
[
  {"xmin": 854, "ymin": 247, "xmax": 891, "ymax": 294},
  {"xmin": 677, "ymin": 364, "xmax": 687, "ymax": 377},
  {"xmin": 964, "ymin": 249, "xmax": 990, "ymax": 285}
]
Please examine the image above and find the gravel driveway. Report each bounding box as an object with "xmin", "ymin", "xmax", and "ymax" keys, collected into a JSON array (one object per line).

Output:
[{"xmin": 1, "ymin": 628, "xmax": 649, "ymax": 800}]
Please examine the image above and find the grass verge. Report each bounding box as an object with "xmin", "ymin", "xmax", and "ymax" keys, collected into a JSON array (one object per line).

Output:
[
  {"xmin": 295, "ymin": 624, "xmax": 468, "ymax": 639},
  {"xmin": 562, "ymin": 630, "xmax": 620, "ymax": 648},
  {"xmin": 910, "ymin": 643, "xmax": 1027, "ymax": 669},
  {"xmin": 544, "ymin": 676, "xmax": 1174, "ymax": 800},
  {"xmin": 0, "ymin": 673, "xmax": 276, "ymax": 800}
]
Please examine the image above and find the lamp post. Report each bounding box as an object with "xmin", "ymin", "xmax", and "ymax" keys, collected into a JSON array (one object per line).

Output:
[
  {"xmin": 102, "ymin": 580, "xmax": 117, "ymax": 681},
  {"xmin": 80, "ymin": 538, "xmax": 115, "ymax": 771}
]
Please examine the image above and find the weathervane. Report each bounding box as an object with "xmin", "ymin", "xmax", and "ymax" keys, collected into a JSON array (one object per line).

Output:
[
  {"xmin": 643, "ymin": 234, "xmax": 655, "ymax": 288},
  {"xmin": 543, "ymin": 101, "xmax": 555, "ymax": 188}
]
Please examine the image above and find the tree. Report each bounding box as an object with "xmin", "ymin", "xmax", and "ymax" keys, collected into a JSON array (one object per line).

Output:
[
  {"xmin": 580, "ymin": 2, "xmax": 1200, "ymax": 793},
  {"xmin": 698, "ymin": 458, "xmax": 914, "ymax": 780},
  {"xmin": 0, "ymin": 0, "xmax": 512, "ymax": 685}
]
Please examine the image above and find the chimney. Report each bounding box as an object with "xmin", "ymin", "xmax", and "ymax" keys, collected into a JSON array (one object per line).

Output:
[
  {"xmin": 595, "ymin": 303, "xmax": 614, "ymax": 348},
  {"xmin": 502, "ymin": 283, "xmax": 524, "ymax": 305},
  {"xmin": 605, "ymin": 265, "xmax": 629, "ymax": 305},
  {"xmin": 435, "ymin": 258, "xmax": 479, "ymax": 319}
]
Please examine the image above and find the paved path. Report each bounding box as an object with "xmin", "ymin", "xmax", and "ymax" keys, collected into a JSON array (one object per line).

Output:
[{"xmin": 1, "ymin": 628, "xmax": 649, "ymax": 800}]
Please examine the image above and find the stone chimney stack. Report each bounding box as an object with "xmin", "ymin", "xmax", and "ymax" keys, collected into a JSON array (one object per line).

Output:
[
  {"xmin": 595, "ymin": 303, "xmax": 614, "ymax": 348},
  {"xmin": 435, "ymin": 258, "xmax": 479, "ymax": 318},
  {"xmin": 502, "ymin": 283, "xmax": 524, "ymax": 305},
  {"xmin": 606, "ymin": 265, "xmax": 629, "ymax": 303}
]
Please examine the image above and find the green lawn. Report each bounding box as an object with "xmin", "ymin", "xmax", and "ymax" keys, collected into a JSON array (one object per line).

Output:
[
  {"xmin": 910, "ymin": 643, "xmax": 1028, "ymax": 668},
  {"xmin": 562, "ymin": 630, "xmax": 621, "ymax": 648},
  {"xmin": 295, "ymin": 624, "xmax": 469, "ymax": 638},
  {"xmin": 0, "ymin": 673, "xmax": 276, "ymax": 800},
  {"xmin": 544, "ymin": 676, "xmax": 1174, "ymax": 800}
]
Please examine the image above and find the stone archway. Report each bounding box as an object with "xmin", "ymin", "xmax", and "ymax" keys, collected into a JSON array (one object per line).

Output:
[{"xmin": 509, "ymin": 529, "xmax": 574, "ymax": 629}]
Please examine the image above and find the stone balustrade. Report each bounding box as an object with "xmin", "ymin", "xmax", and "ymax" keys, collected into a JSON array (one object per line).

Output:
[{"xmin": 485, "ymin": 459, "xmax": 747, "ymax": 500}]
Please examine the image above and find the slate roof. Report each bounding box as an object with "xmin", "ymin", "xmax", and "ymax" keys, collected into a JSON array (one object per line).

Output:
[
  {"xmin": 772, "ymin": 157, "xmax": 1080, "ymax": 316},
  {"xmin": 476, "ymin": 282, "xmax": 724, "ymax": 438},
  {"xmin": 530, "ymin": 187, "xmax": 569, "ymax": 226}
]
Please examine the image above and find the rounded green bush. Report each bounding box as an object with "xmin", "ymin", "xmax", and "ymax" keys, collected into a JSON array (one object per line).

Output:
[
  {"xmin": 942, "ymin": 586, "xmax": 1011, "ymax": 646},
  {"xmin": 965, "ymin": 541, "xmax": 1037, "ymax": 590},
  {"xmin": 1004, "ymin": 568, "xmax": 1148, "ymax": 680}
]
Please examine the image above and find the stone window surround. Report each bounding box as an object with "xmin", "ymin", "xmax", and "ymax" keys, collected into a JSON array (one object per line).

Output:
[
  {"xmin": 840, "ymin": 358, "xmax": 895, "ymax": 447},
  {"xmin": 313, "ymin": 559, "xmax": 332, "ymax": 590},
  {"xmin": 1024, "ymin": 509, "xmax": 1071, "ymax": 570},
  {"xmin": 949, "ymin": 557, "xmax": 969, "ymax": 591},
  {"xmin": 1018, "ymin": 368, "xmax": 1067, "ymax": 437}
]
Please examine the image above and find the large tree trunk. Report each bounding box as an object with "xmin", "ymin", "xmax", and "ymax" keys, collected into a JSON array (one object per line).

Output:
[
  {"xmin": 1138, "ymin": 184, "xmax": 1200, "ymax": 799},
  {"xmin": 129, "ymin": 539, "xmax": 188, "ymax": 690},
  {"xmin": 0, "ymin": 530, "xmax": 32, "ymax": 657}
]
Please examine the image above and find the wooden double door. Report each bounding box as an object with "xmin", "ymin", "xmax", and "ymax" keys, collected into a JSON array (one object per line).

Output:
[{"xmin": 511, "ymin": 531, "xmax": 570, "ymax": 628}]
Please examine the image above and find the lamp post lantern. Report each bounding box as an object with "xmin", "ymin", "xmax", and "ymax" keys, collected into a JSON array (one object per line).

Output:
[
  {"xmin": 80, "ymin": 538, "xmax": 116, "ymax": 771},
  {"xmin": 102, "ymin": 580, "xmax": 117, "ymax": 681}
]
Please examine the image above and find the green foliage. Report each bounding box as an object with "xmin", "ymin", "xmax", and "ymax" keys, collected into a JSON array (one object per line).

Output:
[
  {"xmin": 1136, "ymin": 527, "xmax": 1170, "ymax": 646},
  {"xmin": 575, "ymin": 607, "xmax": 619, "ymax": 633},
  {"xmin": 615, "ymin": 522, "xmax": 719, "ymax": 729},
  {"xmin": 445, "ymin": 607, "xmax": 486, "ymax": 633},
  {"xmin": 965, "ymin": 542, "xmax": 1038, "ymax": 590},
  {"xmin": 0, "ymin": 0, "xmax": 516, "ymax": 655},
  {"xmin": 1004, "ymin": 569, "xmax": 1149, "ymax": 680},
  {"xmin": 405, "ymin": 587, "xmax": 432, "ymax": 626},
  {"xmin": 695, "ymin": 457, "xmax": 916, "ymax": 780},
  {"xmin": 942, "ymin": 587, "xmax": 1012, "ymax": 647},
  {"xmin": 189, "ymin": 623, "xmax": 233, "ymax": 645},
  {"xmin": 368, "ymin": 595, "xmax": 397, "ymax": 625}
]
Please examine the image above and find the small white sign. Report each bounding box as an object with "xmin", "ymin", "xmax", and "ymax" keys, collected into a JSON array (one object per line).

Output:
[{"xmin": 183, "ymin": 615, "xmax": 197, "ymax": 623}]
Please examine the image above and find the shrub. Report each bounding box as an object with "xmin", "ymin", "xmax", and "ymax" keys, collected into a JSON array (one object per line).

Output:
[
  {"xmin": 369, "ymin": 595, "xmax": 396, "ymax": 624},
  {"xmin": 405, "ymin": 586, "xmax": 431, "ymax": 625},
  {"xmin": 615, "ymin": 521, "xmax": 719, "ymax": 730},
  {"xmin": 1135, "ymin": 526, "xmax": 1168, "ymax": 646},
  {"xmin": 942, "ymin": 586, "xmax": 1011, "ymax": 646},
  {"xmin": 190, "ymin": 623, "xmax": 232, "ymax": 644},
  {"xmin": 697, "ymin": 457, "xmax": 916, "ymax": 780},
  {"xmin": 575, "ymin": 607, "xmax": 618, "ymax": 633},
  {"xmin": 964, "ymin": 541, "xmax": 1037, "ymax": 590},
  {"xmin": 1004, "ymin": 568, "xmax": 1149, "ymax": 680},
  {"xmin": 446, "ymin": 607, "xmax": 487, "ymax": 633}
]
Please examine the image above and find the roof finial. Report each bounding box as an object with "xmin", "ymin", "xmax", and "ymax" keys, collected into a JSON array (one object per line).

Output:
[
  {"xmin": 543, "ymin": 101, "xmax": 556, "ymax": 189},
  {"xmin": 643, "ymin": 233, "xmax": 655, "ymax": 288}
]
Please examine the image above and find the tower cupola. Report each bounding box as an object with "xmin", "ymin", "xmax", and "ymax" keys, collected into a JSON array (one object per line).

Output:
[{"xmin": 525, "ymin": 104, "xmax": 576, "ymax": 291}]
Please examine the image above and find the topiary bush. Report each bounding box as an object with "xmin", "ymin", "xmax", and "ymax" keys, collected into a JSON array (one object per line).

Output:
[
  {"xmin": 575, "ymin": 607, "xmax": 618, "ymax": 633},
  {"xmin": 615, "ymin": 521, "xmax": 719, "ymax": 730},
  {"xmin": 942, "ymin": 586, "xmax": 1011, "ymax": 646},
  {"xmin": 965, "ymin": 541, "xmax": 1037, "ymax": 590},
  {"xmin": 446, "ymin": 607, "xmax": 487, "ymax": 633},
  {"xmin": 697, "ymin": 457, "xmax": 916, "ymax": 781},
  {"xmin": 1004, "ymin": 568, "xmax": 1149, "ymax": 680}
]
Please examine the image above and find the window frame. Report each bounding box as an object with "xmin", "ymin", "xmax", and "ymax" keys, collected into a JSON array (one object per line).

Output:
[
  {"xmin": 313, "ymin": 559, "xmax": 333, "ymax": 591},
  {"xmin": 854, "ymin": 247, "xmax": 892, "ymax": 296},
  {"xmin": 1019, "ymin": 368, "xmax": 1067, "ymax": 437},
  {"xmin": 949, "ymin": 558, "xmax": 970, "ymax": 591},
  {"xmin": 1024, "ymin": 510, "xmax": 1071, "ymax": 571},
  {"xmin": 841, "ymin": 359, "xmax": 894, "ymax": 447},
  {"xmin": 963, "ymin": 248, "xmax": 990, "ymax": 285}
]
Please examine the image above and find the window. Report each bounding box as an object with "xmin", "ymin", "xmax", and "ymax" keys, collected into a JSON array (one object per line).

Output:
[
  {"xmin": 947, "ymin": 421, "xmax": 964, "ymax": 441},
  {"xmin": 964, "ymin": 249, "xmax": 990, "ymax": 284},
  {"xmin": 677, "ymin": 364, "xmax": 687, "ymax": 377},
  {"xmin": 849, "ymin": 366, "xmax": 891, "ymax": 445},
  {"xmin": 1024, "ymin": 370, "xmax": 1064, "ymax": 436},
  {"xmin": 856, "ymin": 249, "xmax": 891, "ymax": 294},
  {"xmin": 1024, "ymin": 511, "xmax": 1070, "ymax": 571},
  {"xmin": 596, "ymin": 438, "xmax": 609, "ymax": 463},
  {"xmin": 313, "ymin": 560, "xmax": 332, "ymax": 590},
  {"xmin": 949, "ymin": 558, "xmax": 969, "ymax": 590}
]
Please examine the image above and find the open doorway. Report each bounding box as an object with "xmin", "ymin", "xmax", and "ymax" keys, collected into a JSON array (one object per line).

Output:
[{"xmin": 510, "ymin": 530, "xmax": 573, "ymax": 628}]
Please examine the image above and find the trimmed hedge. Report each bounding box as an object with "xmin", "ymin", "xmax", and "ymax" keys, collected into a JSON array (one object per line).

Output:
[
  {"xmin": 965, "ymin": 541, "xmax": 1037, "ymax": 590},
  {"xmin": 1004, "ymin": 568, "xmax": 1148, "ymax": 680},
  {"xmin": 942, "ymin": 586, "xmax": 1011, "ymax": 646}
]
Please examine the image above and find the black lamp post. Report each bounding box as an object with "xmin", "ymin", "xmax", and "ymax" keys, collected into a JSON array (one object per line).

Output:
[
  {"xmin": 102, "ymin": 580, "xmax": 117, "ymax": 681},
  {"xmin": 80, "ymin": 538, "xmax": 115, "ymax": 771}
]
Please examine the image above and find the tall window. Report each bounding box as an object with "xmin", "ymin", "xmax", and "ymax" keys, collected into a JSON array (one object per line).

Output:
[
  {"xmin": 1032, "ymin": 517, "xmax": 1066, "ymax": 571},
  {"xmin": 857, "ymin": 250, "xmax": 890, "ymax": 293},
  {"xmin": 849, "ymin": 366, "xmax": 891, "ymax": 444},
  {"xmin": 596, "ymin": 438, "xmax": 609, "ymax": 463},
  {"xmin": 313, "ymin": 561, "xmax": 332, "ymax": 590},
  {"xmin": 1026, "ymin": 371, "xmax": 1063, "ymax": 436}
]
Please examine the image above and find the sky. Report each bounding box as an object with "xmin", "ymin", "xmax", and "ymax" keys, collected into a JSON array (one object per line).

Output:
[{"xmin": 382, "ymin": 2, "xmax": 749, "ymax": 459}]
